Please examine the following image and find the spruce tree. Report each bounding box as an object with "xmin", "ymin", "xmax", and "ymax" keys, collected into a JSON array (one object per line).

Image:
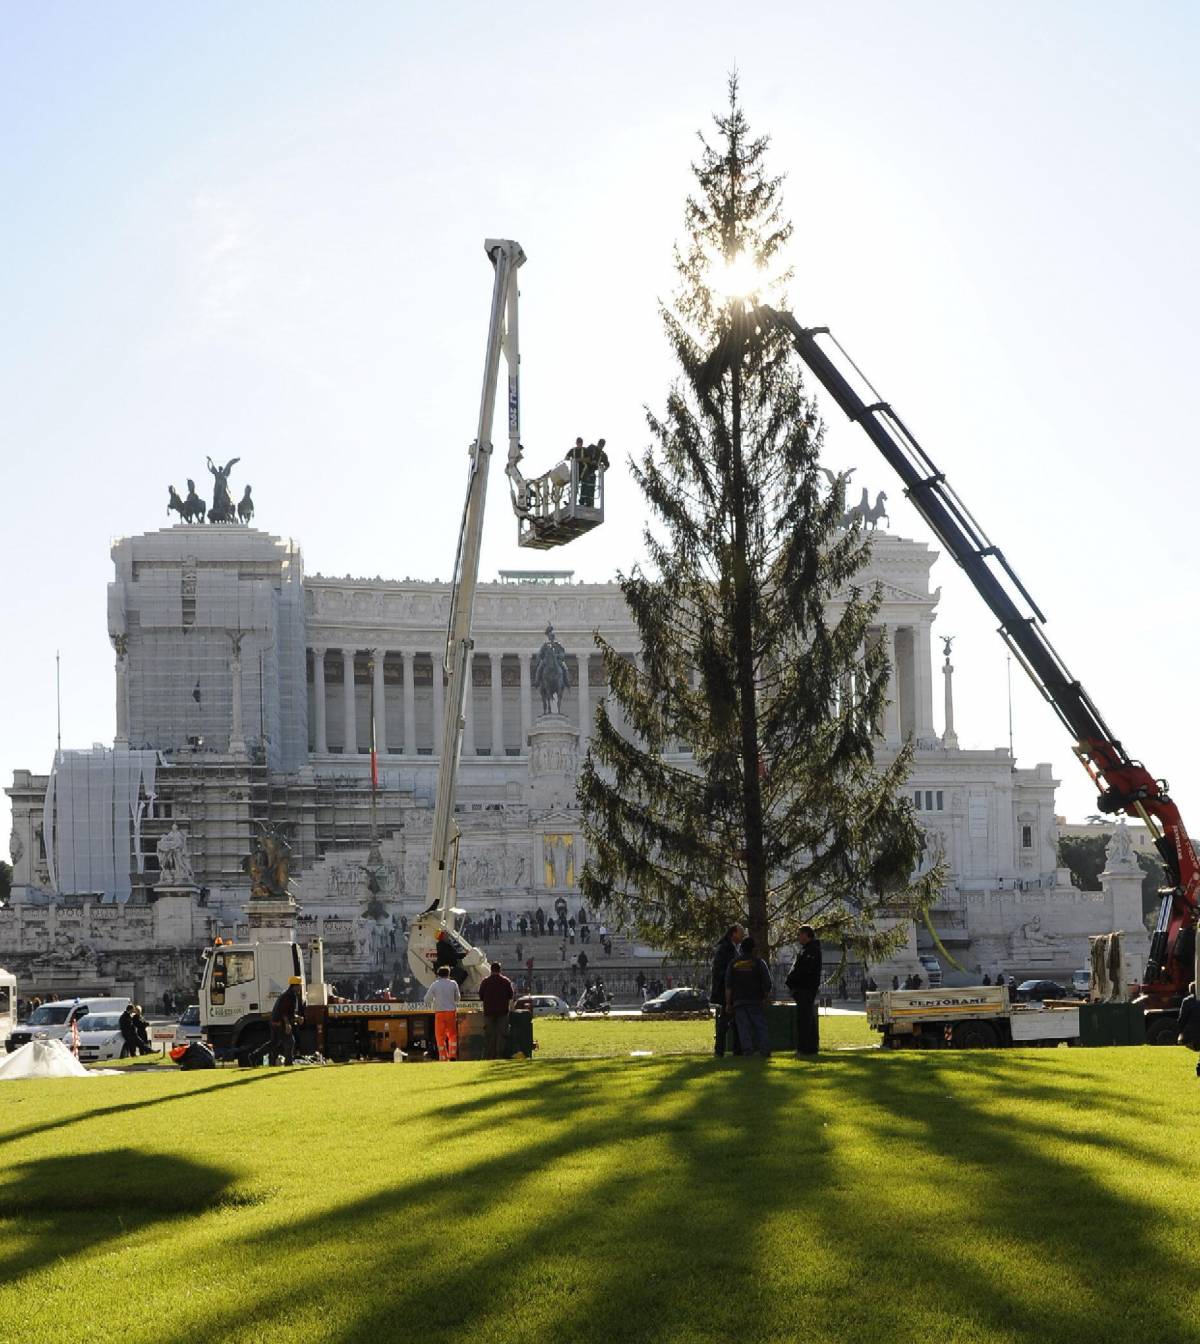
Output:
[{"xmin": 579, "ymin": 79, "xmax": 940, "ymax": 964}]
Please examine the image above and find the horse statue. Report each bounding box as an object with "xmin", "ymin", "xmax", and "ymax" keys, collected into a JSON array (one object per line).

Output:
[
  {"xmin": 168, "ymin": 485, "xmax": 187, "ymax": 522},
  {"xmin": 183, "ymin": 479, "xmax": 206, "ymax": 523},
  {"xmin": 532, "ymin": 624, "xmax": 570, "ymax": 715},
  {"xmin": 863, "ymin": 490, "xmax": 889, "ymax": 530},
  {"xmin": 237, "ymin": 484, "xmax": 254, "ymax": 525},
  {"xmin": 842, "ymin": 487, "xmax": 889, "ymax": 531}
]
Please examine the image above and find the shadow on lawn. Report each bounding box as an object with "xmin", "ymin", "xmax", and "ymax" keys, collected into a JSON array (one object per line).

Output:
[
  {"xmin": 176, "ymin": 1052, "xmax": 1194, "ymax": 1344},
  {"xmin": 0, "ymin": 1148, "xmax": 247, "ymax": 1286},
  {"xmin": 0, "ymin": 1067, "xmax": 308, "ymax": 1150}
]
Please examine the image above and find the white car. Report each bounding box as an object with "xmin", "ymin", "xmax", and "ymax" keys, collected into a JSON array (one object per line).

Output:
[
  {"xmin": 513, "ymin": 994, "xmax": 574, "ymax": 1018},
  {"xmin": 74, "ymin": 1013, "xmax": 128, "ymax": 1062},
  {"xmin": 7, "ymin": 996, "xmax": 130, "ymax": 1053}
]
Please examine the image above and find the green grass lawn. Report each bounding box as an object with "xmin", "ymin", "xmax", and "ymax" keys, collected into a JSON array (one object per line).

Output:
[{"xmin": 4, "ymin": 1019, "xmax": 1198, "ymax": 1344}]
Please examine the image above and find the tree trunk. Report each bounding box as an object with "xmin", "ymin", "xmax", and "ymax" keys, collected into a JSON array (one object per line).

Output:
[{"xmin": 729, "ymin": 360, "xmax": 768, "ymax": 955}]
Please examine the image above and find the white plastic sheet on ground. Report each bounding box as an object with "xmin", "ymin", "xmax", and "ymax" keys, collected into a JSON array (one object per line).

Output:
[{"xmin": 0, "ymin": 1038, "xmax": 122, "ymax": 1079}]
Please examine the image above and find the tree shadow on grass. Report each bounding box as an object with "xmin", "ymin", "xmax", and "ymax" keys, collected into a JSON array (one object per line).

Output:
[
  {"xmin": 0, "ymin": 1148, "xmax": 250, "ymax": 1286},
  {"xmin": 171, "ymin": 1050, "xmax": 1200, "ymax": 1344},
  {"xmin": 0, "ymin": 1068, "xmax": 310, "ymax": 1151}
]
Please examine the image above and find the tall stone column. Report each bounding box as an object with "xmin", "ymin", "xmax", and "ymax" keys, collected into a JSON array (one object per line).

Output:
[
  {"xmin": 371, "ymin": 649, "xmax": 387, "ymax": 756},
  {"xmin": 463, "ymin": 656, "xmax": 475, "ymax": 756},
  {"xmin": 942, "ymin": 639, "xmax": 959, "ymax": 748},
  {"xmin": 883, "ymin": 625, "xmax": 902, "ymax": 745},
  {"xmin": 312, "ymin": 647, "xmax": 328, "ymax": 754},
  {"xmin": 229, "ymin": 631, "xmax": 247, "ymax": 757},
  {"xmin": 113, "ymin": 636, "xmax": 129, "ymax": 749},
  {"xmin": 402, "ymin": 651, "xmax": 416, "ymax": 755},
  {"xmin": 432, "ymin": 653, "xmax": 445, "ymax": 756},
  {"xmin": 342, "ymin": 648, "xmax": 357, "ymax": 755},
  {"xmin": 489, "ymin": 653, "xmax": 504, "ymax": 756},
  {"xmin": 519, "ymin": 653, "xmax": 532, "ymax": 745},
  {"xmin": 577, "ymin": 652, "xmax": 591, "ymax": 751},
  {"xmin": 915, "ymin": 620, "xmax": 936, "ymax": 740}
]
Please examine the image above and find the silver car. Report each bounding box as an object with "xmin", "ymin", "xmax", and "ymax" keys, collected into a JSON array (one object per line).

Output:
[{"xmin": 173, "ymin": 1004, "xmax": 204, "ymax": 1048}]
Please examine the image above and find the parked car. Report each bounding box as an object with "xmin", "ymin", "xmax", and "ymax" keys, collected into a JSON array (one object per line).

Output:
[
  {"xmin": 74, "ymin": 1013, "xmax": 127, "ymax": 1063},
  {"xmin": 513, "ymin": 994, "xmax": 573, "ymax": 1018},
  {"xmin": 6, "ymin": 996, "xmax": 130, "ymax": 1053},
  {"xmin": 641, "ymin": 987, "xmax": 712, "ymax": 1015},
  {"xmin": 173, "ymin": 1003, "xmax": 204, "ymax": 1048},
  {"xmin": 1071, "ymin": 968, "xmax": 1090, "ymax": 997},
  {"xmin": 1015, "ymin": 979, "xmax": 1070, "ymax": 1004}
]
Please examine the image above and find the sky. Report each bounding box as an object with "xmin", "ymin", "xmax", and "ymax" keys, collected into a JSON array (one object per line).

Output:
[{"xmin": 3, "ymin": 1, "xmax": 1199, "ymax": 857}]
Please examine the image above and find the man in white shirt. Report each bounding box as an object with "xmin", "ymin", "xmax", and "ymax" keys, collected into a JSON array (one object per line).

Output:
[{"xmin": 424, "ymin": 965, "xmax": 461, "ymax": 1060}]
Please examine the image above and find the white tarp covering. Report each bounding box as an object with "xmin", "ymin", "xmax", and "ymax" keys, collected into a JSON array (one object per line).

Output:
[
  {"xmin": 0, "ymin": 1038, "xmax": 121, "ymax": 1080},
  {"xmin": 44, "ymin": 747, "xmax": 158, "ymax": 902}
]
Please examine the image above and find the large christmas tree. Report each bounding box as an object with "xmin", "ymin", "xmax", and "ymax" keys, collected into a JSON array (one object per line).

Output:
[{"xmin": 579, "ymin": 79, "xmax": 939, "ymax": 963}]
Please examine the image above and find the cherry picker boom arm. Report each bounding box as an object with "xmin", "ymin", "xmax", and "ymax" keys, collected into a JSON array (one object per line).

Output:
[{"xmin": 753, "ymin": 303, "xmax": 1198, "ymax": 999}]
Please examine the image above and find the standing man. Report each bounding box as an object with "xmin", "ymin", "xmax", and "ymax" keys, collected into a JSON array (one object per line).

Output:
[
  {"xmin": 269, "ymin": 976, "xmax": 304, "ymax": 1066},
  {"xmin": 1179, "ymin": 981, "xmax": 1200, "ymax": 1077},
  {"xmin": 786, "ymin": 925, "xmax": 823, "ymax": 1057},
  {"xmin": 118, "ymin": 1002, "xmax": 141, "ymax": 1058},
  {"xmin": 725, "ymin": 936, "xmax": 773, "ymax": 1057},
  {"xmin": 710, "ymin": 923, "xmax": 745, "ymax": 1057},
  {"xmin": 479, "ymin": 961, "xmax": 515, "ymax": 1060},
  {"xmin": 424, "ymin": 965, "xmax": 461, "ymax": 1061}
]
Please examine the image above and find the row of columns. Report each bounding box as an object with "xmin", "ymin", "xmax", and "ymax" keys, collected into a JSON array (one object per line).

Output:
[
  {"xmin": 306, "ymin": 621, "xmax": 936, "ymax": 758},
  {"xmin": 308, "ymin": 647, "xmax": 609, "ymax": 758}
]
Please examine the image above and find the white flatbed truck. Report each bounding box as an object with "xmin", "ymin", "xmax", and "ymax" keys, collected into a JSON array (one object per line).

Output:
[{"xmin": 867, "ymin": 986, "xmax": 1081, "ymax": 1049}]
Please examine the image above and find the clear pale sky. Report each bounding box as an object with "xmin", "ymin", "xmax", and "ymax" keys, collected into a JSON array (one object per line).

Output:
[{"xmin": 4, "ymin": 2, "xmax": 1198, "ymax": 858}]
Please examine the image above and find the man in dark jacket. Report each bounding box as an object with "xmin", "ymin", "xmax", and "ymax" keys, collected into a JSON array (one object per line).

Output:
[
  {"xmin": 710, "ymin": 923, "xmax": 745, "ymax": 1057},
  {"xmin": 1179, "ymin": 981, "xmax": 1200, "ymax": 1076},
  {"xmin": 478, "ymin": 961, "xmax": 516, "ymax": 1060},
  {"xmin": 269, "ymin": 976, "xmax": 304, "ymax": 1066},
  {"xmin": 725, "ymin": 935, "xmax": 772, "ymax": 1057},
  {"xmin": 786, "ymin": 925, "xmax": 822, "ymax": 1056},
  {"xmin": 118, "ymin": 1004, "xmax": 141, "ymax": 1058},
  {"xmin": 434, "ymin": 930, "xmax": 468, "ymax": 987}
]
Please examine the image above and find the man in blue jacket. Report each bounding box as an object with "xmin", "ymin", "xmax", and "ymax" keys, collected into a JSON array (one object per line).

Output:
[{"xmin": 725, "ymin": 935, "xmax": 772, "ymax": 1057}]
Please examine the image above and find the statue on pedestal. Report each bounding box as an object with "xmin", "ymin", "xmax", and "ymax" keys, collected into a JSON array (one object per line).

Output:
[
  {"xmin": 243, "ymin": 824, "xmax": 293, "ymax": 899},
  {"xmin": 206, "ymin": 455, "xmax": 241, "ymax": 524},
  {"xmin": 532, "ymin": 623, "xmax": 570, "ymax": 715},
  {"xmin": 156, "ymin": 823, "xmax": 194, "ymax": 886}
]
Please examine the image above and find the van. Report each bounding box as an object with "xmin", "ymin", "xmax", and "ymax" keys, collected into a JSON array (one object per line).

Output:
[
  {"xmin": 1071, "ymin": 968, "xmax": 1090, "ymax": 997},
  {"xmin": 6, "ymin": 996, "xmax": 131, "ymax": 1053}
]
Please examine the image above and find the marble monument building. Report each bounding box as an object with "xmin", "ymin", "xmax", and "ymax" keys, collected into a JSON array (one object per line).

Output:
[{"xmin": 3, "ymin": 505, "xmax": 1146, "ymax": 1004}]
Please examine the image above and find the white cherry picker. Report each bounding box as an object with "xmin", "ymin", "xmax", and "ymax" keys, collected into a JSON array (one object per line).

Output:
[{"xmin": 406, "ymin": 239, "xmax": 606, "ymax": 995}]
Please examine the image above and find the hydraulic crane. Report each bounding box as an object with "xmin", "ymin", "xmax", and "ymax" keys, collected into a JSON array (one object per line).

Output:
[
  {"xmin": 731, "ymin": 303, "xmax": 1196, "ymax": 1041},
  {"xmin": 406, "ymin": 240, "xmax": 606, "ymax": 996}
]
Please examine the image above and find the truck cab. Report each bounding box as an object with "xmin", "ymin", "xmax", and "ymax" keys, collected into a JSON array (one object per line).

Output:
[{"xmin": 199, "ymin": 939, "xmax": 312, "ymax": 1064}]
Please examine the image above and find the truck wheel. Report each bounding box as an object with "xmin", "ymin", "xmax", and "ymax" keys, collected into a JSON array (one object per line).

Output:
[
  {"xmin": 1145, "ymin": 1016, "xmax": 1180, "ymax": 1047},
  {"xmin": 950, "ymin": 1020, "xmax": 998, "ymax": 1049}
]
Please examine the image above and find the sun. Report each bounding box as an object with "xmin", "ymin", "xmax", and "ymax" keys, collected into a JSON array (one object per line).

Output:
[{"xmin": 707, "ymin": 247, "xmax": 769, "ymax": 305}]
